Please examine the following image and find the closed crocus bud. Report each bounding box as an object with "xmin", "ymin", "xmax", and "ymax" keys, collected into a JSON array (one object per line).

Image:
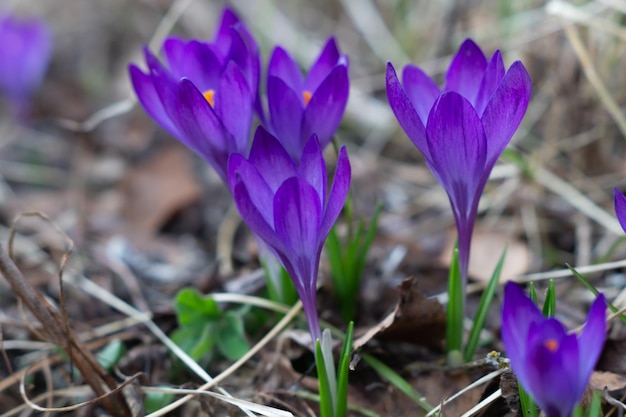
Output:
[
  {"xmin": 129, "ymin": 8, "xmax": 260, "ymax": 183},
  {"xmin": 0, "ymin": 13, "xmax": 52, "ymax": 118},
  {"xmin": 501, "ymin": 282, "xmax": 606, "ymax": 417},
  {"xmin": 228, "ymin": 126, "xmax": 351, "ymax": 343},
  {"xmin": 386, "ymin": 39, "xmax": 532, "ymax": 282},
  {"xmin": 266, "ymin": 37, "xmax": 349, "ymax": 161}
]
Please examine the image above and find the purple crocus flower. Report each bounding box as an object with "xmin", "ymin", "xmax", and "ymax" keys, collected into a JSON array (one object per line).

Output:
[
  {"xmin": 228, "ymin": 126, "xmax": 351, "ymax": 342},
  {"xmin": 386, "ymin": 39, "xmax": 532, "ymax": 282},
  {"xmin": 501, "ymin": 282, "xmax": 606, "ymax": 417},
  {"xmin": 0, "ymin": 13, "xmax": 52, "ymax": 116},
  {"xmin": 266, "ymin": 37, "xmax": 349, "ymax": 161},
  {"xmin": 129, "ymin": 8, "xmax": 260, "ymax": 183},
  {"xmin": 614, "ymin": 188, "xmax": 626, "ymax": 233}
]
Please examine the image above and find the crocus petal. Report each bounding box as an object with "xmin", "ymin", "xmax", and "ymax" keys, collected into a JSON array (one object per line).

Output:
[
  {"xmin": 297, "ymin": 134, "xmax": 326, "ymax": 208},
  {"xmin": 319, "ymin": 146, "xmax": 351, "ymax": 240},
  {"xmin": 273, "ymin": 177, "xmax": 323, "ymax": 284},
  {"xmin": 267, "ymin": 75, "xmax": 304, "ymax": 160},
  {"xmin": 231, "ymin": 177, "xmax": 287, "ymax": 255},
  {"xmin": 304, "ymin": 37, "xmax": 341, "ymax": 92},
  {"xmin": 213, "ymin": 8, "xmax": 239, "ymax": 56},
  {"xmin": 129, "ymin": 65, "xmax": 180, "ymax": 139},
  {"xmin": 162, "ymin": 38, "xmax": 222, "ymax": 92},
  {"xmin": 444, "ymin": 39, "xmax": 488, "ymax": 104},
  {"xmin": 174, "ymin": 78, "xmax": 231, "ymax": 181},
  {"xmin": 577, "ymin": 294, "xmax": 606, "ymax": 390},
  {"xmin": 426, "ymin": 91, "xmax": 487, "ymax": 219},
  {"xmin": 0, "ymin": 16, "xmax": 51, "ymax": 100},
  {"xmin": 501, "ymin": 282, "xmax": 544, "ymax": 383},
  {"xmin": 385, "ymin": 62, "xmax": 431, "ymax": 163},
  {"xmin": 248, "ymin": 126, "xmax": 297, "ymax": 191},
  {"xmin": 473, "ymin": 50, "xmax": 505, "ymax": 117},
  {"xmin": 144, "ymin": 47, "xmax": 180, "ymax": 111},
  {"xmin": 524, "ymin": 323, "xmax": 580, "ymax": 417},
  {"xmin": 480, "ymin": 61, "xmax": 532, "ymax": 167},
  {"xmin": 268, "ymin": 46, "xmax": 303, "ymax": 92},
  {"xmin": 614, "ymin": 188, "xmax": 626, "ymax": 233},
  {"xmin": 402, "ymin": 64, "xmax": 440, "ymax": 123},
  {"xmin": 215, "ymin": 62, "xmax": 253, "ymax": 153},
  {"xmin": 228, "ymin": 153, "xmax": 275, "ymax": 227},
  {"xmin": 227, "ymin": 26, "xmax": 259, "ymax": 92},
  {"xmin": 301, "ymin": 64, "xmax": 349, "ymax": 150}
]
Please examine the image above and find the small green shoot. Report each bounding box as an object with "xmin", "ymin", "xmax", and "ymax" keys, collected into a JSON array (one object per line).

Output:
[
  {"xmin": 315, "ymin": 324, "xmax": 355, "ymax": 417},
  {"xmin": 446, "ymin": 246, "xmax": 463, "ymax": 365},
  {"xmin": 326, "ymin": 203, "xmax": 381, "ymax": 321},
  {"xmin": 316, "ymin": 338, "xmax": 334, "ymax": 417},
  {"xmin": 261, "ymin": 253, "xmax": 298, "ymax": 305},
  {"xmin": 464, "ymin": 246, "xmax": 507, "ymax": 362},
  {"xmin": 171, "ymin": 288, "xmax": 250, "ymax": 369},
  {"xmin": 519, "ymin": 385, "xmax": 540, "ymax": 417},
  {"xmin": 573, "ymin": 390, "xmax": 602, "ymax": 417},
  {"xmin": 543, "ymin": 279, "xmax": 556, "ymax": 317},
  {"xmin": 336, "ymin": 322, "xmax": 354, "ymax": 417},
  {"xmin": 529, "ymin": 282, "xmax": 537, "ymax": 304},
  {"xmin": 144, "ymin": 388, "xmax": 175, "ymax": 414},
  {"xmin": 96, "ymin": 339, "xmax": 126, "ymax": 372}
]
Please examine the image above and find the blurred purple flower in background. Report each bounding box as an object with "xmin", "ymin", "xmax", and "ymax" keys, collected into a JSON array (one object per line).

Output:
[
  {"xmin": 266, "ymin": 37, "xmax": 349, "ymax": 160},
  {"xmin": 0, "ymin": 13, "xmax": 52, "ymax": 117},
  {"xmin": 228, "ymin": 126, "xmax": 351, "ymax": 342},
  {"xmin": 613, "ymin": 188, "xmax": 626, "ymax": 233},
  {"xmin": 386, "ymin": 39, "xmax": 532, "ymax": 282},
  {"xmin": 501, "ymin": 282, "xmax": 606, "ymax": 417},
  {"xmin": 129, "ymin": 8, "xmax": 260, "ymax": 183}
]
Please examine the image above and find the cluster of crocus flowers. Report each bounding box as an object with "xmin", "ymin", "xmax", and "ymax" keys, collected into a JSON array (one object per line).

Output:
[
  {"xmin": 0, "ymin": 12, "xmax": 52, "ymax": 118},
  {"xmin": 386, "ymin": 39, "xmax": 532, "ymax": 283},
  {"xmin": 229, "ymin": 126, "xmax": 351, "ymax": 342},
  {"xmin": 501, "ymin": 282, "xmax": 606, "ymax": 417},
  {"xmin": 129, "ymin": 8, "xmax": 260, "ymax": 183},
  {"xmin": 130, "ymin": 9, "xmax": 352, "ymax": 345}
]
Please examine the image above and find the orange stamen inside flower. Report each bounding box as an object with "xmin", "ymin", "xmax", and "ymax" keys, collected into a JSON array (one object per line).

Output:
[
  {"xmin": 544, "ymin": 339, "xmax": 559, "ymax": 352},
  {"xmin": 303, "ymin": 90, "xmax": 312, "ymax": 106},
  {"xmin": 203, "ymin": 89, "xmax": 215, "ymax": 107}
]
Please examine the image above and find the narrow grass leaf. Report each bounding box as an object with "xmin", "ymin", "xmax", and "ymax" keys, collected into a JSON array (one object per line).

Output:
[
  {"xmin": 568, "ymin": 264, "xmax": 626, "ymax": 324},
  {"xmin": 336, "ymin": 321, "xmax": 354, "ymax": 417},
  {"xmin": 542, "ymin": 279, "xmax": 556, "ymax": 317},
  {"xmin": 518, "ymin": 384, "xmax": 539, "ymax": 417},
  {"xmin": 316, "ymin": 339, "xmax": 334, "ymax": 417},
  {"xmin": 587, "ymin": 389, "xmax": 602, "ymax": 417},
  {"xmin": 363, "ymin": 354, "xmax": 432, "ymax": 412},
  {"xmin": 529, "ymin": 282, "xmax": 537, "ymax": 304},
  {"xmin": 446, "ymin": 246, "xmax": 463, "ymax": 364},
  {"xmin": 464, "ymin": 246, "xmax": 507, "ymax": 362}
]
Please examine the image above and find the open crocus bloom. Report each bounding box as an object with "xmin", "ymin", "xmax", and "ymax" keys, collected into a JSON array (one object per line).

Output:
[
  {"xmin": 266, "ymin": 37, "xmax": 349, "ymax": 161},
  {"xmin": 501, "ymin": 282, "xmax": 606, "ymax": 417},
  {"xmin": 129, "ymin": 8, "xmax": 260, "ymax": 183},
  {"xmin": 228, "ymin": 126, "xmax": 351, "ymax": 342},
  {"xmin": 386, "ymin": 39, "xmax": 532, "ymax": 282},
  {"xmin": 0, "ymin": 13, "xmax": 52, "ymax": 116}
]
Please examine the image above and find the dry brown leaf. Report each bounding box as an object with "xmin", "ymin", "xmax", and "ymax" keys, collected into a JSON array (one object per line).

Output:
[
  {"xmin": 353, "ymin": 276, "xmax": 446, "ymax": 350},
  {"xmin": 120, "ymin": 144, "xmax": 201, "ymax": 234},
  {"xmin": 590, "ymin": 370, "xmax": 626, "ymax": 391}
]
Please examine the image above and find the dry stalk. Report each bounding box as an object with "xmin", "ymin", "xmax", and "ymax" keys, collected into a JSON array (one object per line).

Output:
[{"xmin": 0, "ymin": 244, "xmax": 131, "ymax": 417}]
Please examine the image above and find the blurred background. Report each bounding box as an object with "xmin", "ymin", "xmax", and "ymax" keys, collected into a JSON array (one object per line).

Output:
[{"xmin": 1, "ymin": 0, "xmax": 626, "ymax": 415}]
